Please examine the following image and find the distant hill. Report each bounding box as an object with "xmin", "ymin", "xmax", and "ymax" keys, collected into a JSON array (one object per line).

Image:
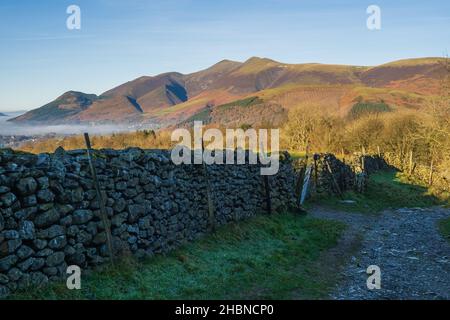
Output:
[
  {"xmin": 11, "ymin": 91, "xmax": 98, "ymax": 123},
  {"xmin": 10, "ymin": 57, "xmax": 447, "ymax": 127}
]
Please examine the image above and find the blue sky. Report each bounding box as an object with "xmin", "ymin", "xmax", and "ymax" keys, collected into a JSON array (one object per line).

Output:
[{"xmin": 0, "ymin": 0, "xmax": 449, "ymax": 111}]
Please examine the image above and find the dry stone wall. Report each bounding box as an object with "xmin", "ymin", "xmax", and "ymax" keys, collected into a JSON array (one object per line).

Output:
[
  {"xmin": 0, "ymin": 148, "xmax": 297, "ymax": 297},
  {"xmin": 293, "ymin": 153, "xmax": 391, "ymax": 196}
]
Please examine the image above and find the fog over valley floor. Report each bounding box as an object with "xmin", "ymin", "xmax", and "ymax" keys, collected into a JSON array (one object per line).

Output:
[
  {"xmin": 0, "ymin": 111, "xmax": 157, "ymax": 136},
  {"xmin": 0, "ymin": 111, "xmax": 162, "ymax": 149}
]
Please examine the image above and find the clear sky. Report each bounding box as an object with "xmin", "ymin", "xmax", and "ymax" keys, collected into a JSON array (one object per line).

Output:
[{"xmin": 0, "ymin": 0, "xmax": 449, "ymax": 111}]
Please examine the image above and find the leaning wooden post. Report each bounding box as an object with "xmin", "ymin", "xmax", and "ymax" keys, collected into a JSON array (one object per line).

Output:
[
  {"xmin": 260, "ymin": 140, "xmax": 272, "ymax": 214},
  {"xmin": 305, "ymin": 143, "xmax": 310, "ymax": 161},
  {"xmin": 325, "ymin": 159, "xmax": 343, "ymax": 198},
  {"xmin": 361, "ymin": 155, "xmax": 366, "ymax": 173},
  {"xmin": 313, "ymin": 154, "xmax": 319, "ymax": 189},
  {"xmin": 201, "ymin": 139, "xmax": 216, "ymax": 232},
  {"xmin": 84, "ymin": 133, "xmax": 115, "ymax": 266}
]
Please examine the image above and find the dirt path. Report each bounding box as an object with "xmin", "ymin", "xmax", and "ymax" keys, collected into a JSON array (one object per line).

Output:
[{"xmin": 311, "ymin": 206, "xmax": 450, "ymax": 300}]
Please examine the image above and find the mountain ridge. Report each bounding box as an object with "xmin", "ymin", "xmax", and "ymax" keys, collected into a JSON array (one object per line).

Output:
[{"xmin": 10, "ymin": 57, "xmax": 447, "ymax": 126}]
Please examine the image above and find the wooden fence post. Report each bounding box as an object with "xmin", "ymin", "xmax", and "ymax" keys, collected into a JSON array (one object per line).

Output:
[
  {"xmin": 201, "ymin": 139, "xmax": 216, "ymax": 232},
  {"xmin": 264, "ymin": 175, "xmax": 272, "ymax": 214},
  {"xmin": 361, "ymin": 155, "xmax": 365, "ymax": 173},
  {"xmin": 313, "ymin": 154, "xmax": 319, "ymax": 188},
  {"xmin": 305, "ymin": 143, "xmax": 310, "ymax": 161},
  {"xmin": 325, "ymin": 159, "xmax": 343, "ymax": 198},
  {"xmin": 259, "ymin": 141, "xmax": 273, "ymax": 214},
  {"xmin": 84, "ymin": 133, "xmax": 115, "ymax": 266}
]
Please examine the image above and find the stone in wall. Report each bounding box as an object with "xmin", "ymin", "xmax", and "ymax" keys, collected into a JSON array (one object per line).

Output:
[{"xmin": 0, "ymin": 148, "xmax": 297, "ymax": 297}]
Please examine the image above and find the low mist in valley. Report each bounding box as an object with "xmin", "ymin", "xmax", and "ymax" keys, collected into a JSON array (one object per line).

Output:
[{"xmin": 0, "ymin": 112, "xmax": 156, "ymax": 136}]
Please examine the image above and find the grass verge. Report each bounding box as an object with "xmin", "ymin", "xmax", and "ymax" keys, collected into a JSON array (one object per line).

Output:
[
  {"xmin": 10, "ymin": 213, "xmax": 345, "ymax": 300},
  {"xmin": 310, "ymin": 170, "xmax": 444, "ymax": 214}
]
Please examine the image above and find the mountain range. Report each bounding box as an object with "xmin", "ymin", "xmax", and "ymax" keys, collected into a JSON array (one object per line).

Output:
[{"xmin": 10, "ymin": 57, "xmax": 447, "ymax": 128}]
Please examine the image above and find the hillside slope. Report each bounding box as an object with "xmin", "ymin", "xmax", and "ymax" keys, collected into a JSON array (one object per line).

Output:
[
  {"xmin": 10, "ymin": 57, "xmax": 446, "ymax": 126},
  {"xmin": 11, "ymin": 91, "xmax": 98, "ymax": 123}
]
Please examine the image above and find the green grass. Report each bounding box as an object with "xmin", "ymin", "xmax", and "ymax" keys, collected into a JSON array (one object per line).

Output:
[
  {"xmin": 310, "ymin": 171, "xmax": 443, "ymax": 214},
  {"xmin": 154, "ymin": 97, "xmax": 208, "ymax": 116},
  {"xmin": 348, "ymin": 101, "xmax": 391, "ymax": 120},
  {"xmin": 10, "ymin": 213, "xmax": 345, "ymax": 300},
  {"xmin": 184, "ymin": 108, "xmax": 212, "ymax": 123},
  {"xmin": 438, "ymin": 217, "xmax": 450, "ymax": 243},
  {"xmin": 216, "ymin": 96, "xmax": 264, "ymax": 111}
]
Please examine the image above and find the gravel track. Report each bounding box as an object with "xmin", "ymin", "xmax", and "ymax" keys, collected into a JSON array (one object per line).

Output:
[{"xmin": 311, "ymin": 206, "xmax": 450, "ymax": 300}]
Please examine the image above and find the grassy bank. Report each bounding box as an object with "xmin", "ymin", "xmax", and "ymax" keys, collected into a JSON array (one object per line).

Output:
[
  {"xmin": 10, "ymin": 213, "xmax": 345, "ymax": 300},
  {"xmin": 310, "ymin": 170, "xmax": 445, "ymax": 214}
]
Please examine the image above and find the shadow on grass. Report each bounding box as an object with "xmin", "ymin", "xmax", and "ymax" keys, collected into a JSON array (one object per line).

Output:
[
  {"xmin": 9, "ymin": 213, "xmax": 345, "ymax": 300},
  {"xmin": 439, "ymin": 217, "xmax": 450, "ymax": 243},
  {"xmin": 309, "ymin": 170, "xmax": 446, "ymax": 214}
]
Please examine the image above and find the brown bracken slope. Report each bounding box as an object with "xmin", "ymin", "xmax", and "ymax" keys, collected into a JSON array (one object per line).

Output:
[{"xmin": 10, "ymin": 57, "xmax": 447, "ymax": 127}]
